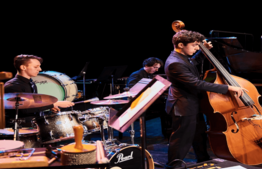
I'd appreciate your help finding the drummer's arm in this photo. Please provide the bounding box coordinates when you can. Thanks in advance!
[52,101,75,113]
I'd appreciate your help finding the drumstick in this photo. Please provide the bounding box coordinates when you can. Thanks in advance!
[74,97,99,104]
[96,141,101,163]
[48,157,57,165]
[97,141,108,163]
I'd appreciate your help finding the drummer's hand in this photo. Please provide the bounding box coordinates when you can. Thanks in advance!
[202,40,213,50]
[228,85,249,97]
[51,107,60,113]
[53,101,75,108]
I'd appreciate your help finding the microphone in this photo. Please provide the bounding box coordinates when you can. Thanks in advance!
[74,97,99,104]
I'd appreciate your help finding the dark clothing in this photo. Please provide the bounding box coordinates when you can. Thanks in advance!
[164,50,228,164]
[126,68,153,88]
[165,51,228,116]
[4,75,53,127]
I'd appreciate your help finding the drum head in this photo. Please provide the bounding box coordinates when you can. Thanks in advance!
[32,71,78,101]
[0,140,24,151]
[32,72,65,101]
[109,146,153,169]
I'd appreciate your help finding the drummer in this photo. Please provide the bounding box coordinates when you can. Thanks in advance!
[126,57,163,88]
[4,54,75,127]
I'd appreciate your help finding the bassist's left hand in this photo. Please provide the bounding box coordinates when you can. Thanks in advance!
[202,40,213,50]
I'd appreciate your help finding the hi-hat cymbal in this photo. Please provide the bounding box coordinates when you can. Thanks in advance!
[4,93,58,109]
[90,100,128,105]
[104,91,138,99]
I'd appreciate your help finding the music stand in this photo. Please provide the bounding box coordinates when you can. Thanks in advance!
[97,65,127,95]
[108,75,171,169]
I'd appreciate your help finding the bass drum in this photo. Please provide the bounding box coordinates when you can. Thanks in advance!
[31,71,78,101]
[108,146,154,169]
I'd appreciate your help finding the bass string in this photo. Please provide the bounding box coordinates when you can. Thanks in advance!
[199,43,255,106]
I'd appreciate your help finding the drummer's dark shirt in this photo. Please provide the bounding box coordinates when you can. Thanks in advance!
[126,68,153,88]
[4,75,53,127]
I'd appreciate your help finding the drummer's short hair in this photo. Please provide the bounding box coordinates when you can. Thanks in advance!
[14,54,43,72]
[172,30,205,48]
[143,57,163,67]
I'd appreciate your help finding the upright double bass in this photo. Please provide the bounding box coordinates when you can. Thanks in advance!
[172,20,262,165]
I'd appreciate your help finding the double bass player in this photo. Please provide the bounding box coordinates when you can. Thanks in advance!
[164,29,246,167]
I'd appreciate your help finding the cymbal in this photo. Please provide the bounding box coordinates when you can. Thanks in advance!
[4,93,58,109]
[90,100,128,105]
[104,91,138,99]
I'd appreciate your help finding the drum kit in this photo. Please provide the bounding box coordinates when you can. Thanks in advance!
[0,71,155,168]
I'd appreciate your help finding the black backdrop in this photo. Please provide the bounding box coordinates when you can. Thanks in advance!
[1,3,262,81]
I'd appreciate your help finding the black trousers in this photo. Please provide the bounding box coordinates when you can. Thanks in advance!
[167,112,210,164]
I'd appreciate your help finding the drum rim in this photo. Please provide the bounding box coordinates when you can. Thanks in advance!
[36,110,82,118]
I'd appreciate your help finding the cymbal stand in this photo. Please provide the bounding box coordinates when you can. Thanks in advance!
[125,87,135,145]
[96,115,106,144]
[129,123,135,145]
[13,95,21,141]
[105,107,117,148]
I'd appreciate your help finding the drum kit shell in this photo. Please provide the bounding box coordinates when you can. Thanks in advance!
[1,71,155,168]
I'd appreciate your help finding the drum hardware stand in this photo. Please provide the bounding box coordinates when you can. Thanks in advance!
[104,107,118,149]
[125,87,136,145]
[128,123,135,145]
[97,115,106,144]
[13,94,22,141]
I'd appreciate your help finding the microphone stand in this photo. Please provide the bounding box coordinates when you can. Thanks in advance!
[111,75,114,95]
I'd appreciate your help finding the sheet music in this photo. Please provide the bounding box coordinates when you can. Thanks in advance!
[119,81,165,127]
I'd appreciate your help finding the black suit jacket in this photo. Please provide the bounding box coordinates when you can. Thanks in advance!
[164,51,228,116]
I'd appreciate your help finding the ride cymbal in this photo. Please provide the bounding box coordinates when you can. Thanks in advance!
[90,100,128,105]
[4,93,58,109]
[104,91,138,99]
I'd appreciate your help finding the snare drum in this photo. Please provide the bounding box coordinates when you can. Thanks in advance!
[0,128,40,148]
[108,146,154,169]
[31,71,78,101]
[35,111,85,144]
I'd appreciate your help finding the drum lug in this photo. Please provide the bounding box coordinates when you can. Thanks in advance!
[49,130,54,140]
[83,125,88,134]
[68,114,73,121]
[44,117,49,125]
